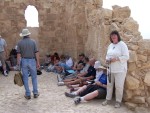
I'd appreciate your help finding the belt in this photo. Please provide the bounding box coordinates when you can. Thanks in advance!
[22,57,35,59]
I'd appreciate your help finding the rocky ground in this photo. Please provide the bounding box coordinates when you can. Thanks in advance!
[0,71,147,113]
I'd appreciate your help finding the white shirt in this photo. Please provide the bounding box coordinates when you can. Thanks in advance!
[66,57,73,67]
[106,41,129,73]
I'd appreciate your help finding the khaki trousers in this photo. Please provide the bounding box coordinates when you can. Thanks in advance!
[106,72,126,102]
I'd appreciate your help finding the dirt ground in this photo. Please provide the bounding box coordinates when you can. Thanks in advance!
[0,71,135,113]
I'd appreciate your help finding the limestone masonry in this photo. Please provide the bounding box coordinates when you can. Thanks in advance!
[0,0,150,110]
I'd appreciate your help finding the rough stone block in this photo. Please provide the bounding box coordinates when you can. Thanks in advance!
[125,102,137,111]
[128,50,137,62]
[144,72,150,86]
[132,96,145,104]
[125,75,140,90]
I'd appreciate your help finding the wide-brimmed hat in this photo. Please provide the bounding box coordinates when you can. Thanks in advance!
[99,66,107,70]
[94,61,101,69]
[20,28,31,37]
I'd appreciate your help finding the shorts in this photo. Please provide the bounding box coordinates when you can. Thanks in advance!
[96,88,106,99]
[0,52,6,66]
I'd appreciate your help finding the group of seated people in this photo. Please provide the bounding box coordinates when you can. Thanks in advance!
[44,52,107,105]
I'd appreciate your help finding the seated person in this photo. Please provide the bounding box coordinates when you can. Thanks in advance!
[67,60,103,91]
[63,57,90,81]
[55,55,73,74]
[9,47,17,67]
[57,58,96,86]
[44,53,51,66]
[64,65,107,105]
[46,57,60,72]
[73,53,85,71]
[65,55,73,68]
[63,63,85,80]
[50,52,60,65]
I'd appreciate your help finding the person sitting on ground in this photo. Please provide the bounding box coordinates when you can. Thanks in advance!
[63,63,85,80]
[50,52,60,65]
[63,56,90,81]
[67,60,103,92]
[44,53,51,67]
[57,58,96,86]
[46,55,60,73]
[9,46,17,67]
[73,53,85,71]
[65,55,73,69]
[65,65,107,105]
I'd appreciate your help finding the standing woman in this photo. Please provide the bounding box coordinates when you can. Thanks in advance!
[102,30,129,108]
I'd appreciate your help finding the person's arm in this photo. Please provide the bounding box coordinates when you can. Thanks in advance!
[77,72,87,77]
[3,40,7,58]
[35,52,40,69]
[95,81,107,88]
[16,43,21,66]
[118,42,129,62]
[4,46,7,58]
[17,53,21,66]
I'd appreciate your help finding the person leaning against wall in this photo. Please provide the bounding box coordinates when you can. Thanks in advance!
[17,28,40,100]
[0,35,8,76]
[102,30,129,108]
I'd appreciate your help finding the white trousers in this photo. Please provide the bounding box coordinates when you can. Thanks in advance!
[106,72,126,102]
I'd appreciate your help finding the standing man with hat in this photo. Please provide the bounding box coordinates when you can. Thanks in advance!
[17,28,40,100]
[0,35,8,76]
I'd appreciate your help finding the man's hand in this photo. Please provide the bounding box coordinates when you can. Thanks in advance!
[36,62,40,69]
[95,81,103,86]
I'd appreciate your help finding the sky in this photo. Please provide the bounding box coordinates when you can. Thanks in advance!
[103,0,150,39]
[25,1,150,39]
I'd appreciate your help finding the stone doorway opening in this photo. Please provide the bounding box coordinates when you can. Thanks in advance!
[24,5,39,44]
[25,5,39,27]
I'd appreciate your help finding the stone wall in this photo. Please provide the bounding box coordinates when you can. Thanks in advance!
[84,0,150,110]
[0,0,87,59]
[0,0,150,110]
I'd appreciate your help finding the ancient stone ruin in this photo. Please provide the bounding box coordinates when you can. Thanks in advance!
[0,0,150,110]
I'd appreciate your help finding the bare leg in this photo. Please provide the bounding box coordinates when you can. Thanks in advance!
[82,90,99,101]
[75,85,87,95]
[64,79,81,85]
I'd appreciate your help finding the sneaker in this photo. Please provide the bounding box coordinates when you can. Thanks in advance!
[4,71,8,76]
[74,97,81,105]
[57,82,64,86]
[65,92,76,98]
[102,100,110,106]
[34,94,39,98]
[24,95,31,100]
[114,102,121,108]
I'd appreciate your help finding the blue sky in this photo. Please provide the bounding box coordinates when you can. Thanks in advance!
[25,1,150,39]
[103,0,150,39]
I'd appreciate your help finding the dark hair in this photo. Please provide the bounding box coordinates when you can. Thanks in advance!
[54,52,59,56]
[109,30,121,43]
[84,56,89,62]
[79,53,85,57]
[23,36,29,38]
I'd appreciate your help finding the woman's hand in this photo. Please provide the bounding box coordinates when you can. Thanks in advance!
[110,57,119,62]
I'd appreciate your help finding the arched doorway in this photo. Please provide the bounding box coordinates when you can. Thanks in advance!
[24,5,39,44]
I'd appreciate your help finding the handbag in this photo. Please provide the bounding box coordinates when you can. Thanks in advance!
[14,71,24,87]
